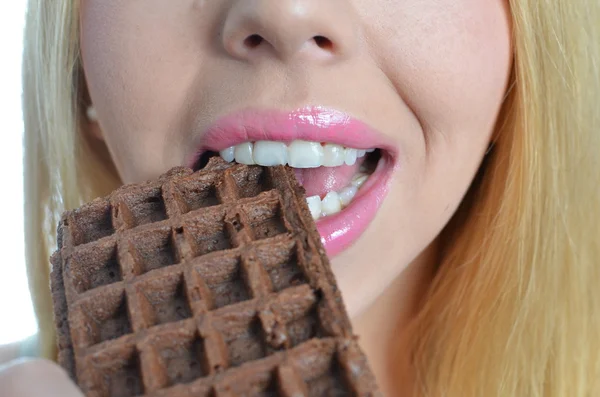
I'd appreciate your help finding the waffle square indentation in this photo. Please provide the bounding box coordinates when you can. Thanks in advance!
[73,288,132,348]
[119,187,167,227]
[128,227,178,274]
[135,272,192,327]
[68,240,121,293]
[231,167,273,198]
[306,359,352,396]
[254,241,307,292]
[286,306,320,348]
[84,344,144,397]
[70,199,114,246]
[244,200,288,241]
[258,286,321,351]
[172,177,220,214]
[184,213,234,257]
[193,256,250,309]
[147,328,208,388]
[220,317,267,368]
[296,344,352,397]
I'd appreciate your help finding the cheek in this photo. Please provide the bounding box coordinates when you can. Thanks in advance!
[363,1,512,244]
[366,0,512,138]
[374,0,511,178]
[80,1,204,182]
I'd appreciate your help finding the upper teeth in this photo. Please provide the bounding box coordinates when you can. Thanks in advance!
[219,140,374,168]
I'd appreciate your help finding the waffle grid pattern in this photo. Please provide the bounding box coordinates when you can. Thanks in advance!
[51,159,379,397]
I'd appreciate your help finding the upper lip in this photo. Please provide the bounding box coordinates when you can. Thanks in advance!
[186,106,398,168]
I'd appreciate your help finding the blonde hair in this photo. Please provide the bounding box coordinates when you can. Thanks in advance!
[22,1,599,395]
[22,1,120,359]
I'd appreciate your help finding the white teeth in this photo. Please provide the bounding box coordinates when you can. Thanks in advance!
[302,170,371,221]
[288,140,324,168]
[253,141,288,166]
[218,140,377,168]
[234,142,254,165]
[344,148,358,166]
[321,191,342,216]
[219,146,235,162]
[218,141,376,220]
[352,173,369,188]
[338,186,358,206]
[306,195,322,220]
[322,144,345,167]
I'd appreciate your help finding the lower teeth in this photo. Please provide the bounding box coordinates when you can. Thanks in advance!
[305,171,370,220]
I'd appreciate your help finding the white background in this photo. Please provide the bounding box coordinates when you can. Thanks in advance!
[0,1,38,345]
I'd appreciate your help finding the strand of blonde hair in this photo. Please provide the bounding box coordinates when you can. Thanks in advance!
[407,1,600,395]
[22,1,120,359]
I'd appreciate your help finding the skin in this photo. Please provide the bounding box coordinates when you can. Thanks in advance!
[0,359,84,397]
[2,0,512,395]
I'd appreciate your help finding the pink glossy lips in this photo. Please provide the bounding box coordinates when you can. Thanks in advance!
[189,106,397,257]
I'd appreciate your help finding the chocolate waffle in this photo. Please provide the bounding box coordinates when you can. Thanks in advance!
[50,157,380,397]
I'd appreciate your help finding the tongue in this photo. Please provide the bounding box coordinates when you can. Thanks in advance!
[293,160,363,197]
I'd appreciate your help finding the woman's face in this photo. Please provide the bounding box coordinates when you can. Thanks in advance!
[80,0,512,317]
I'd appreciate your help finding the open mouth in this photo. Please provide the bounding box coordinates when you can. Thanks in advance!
[195,142,381,219]
[188,107,397,257]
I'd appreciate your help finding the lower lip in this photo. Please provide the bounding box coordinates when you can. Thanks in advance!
[315,154,395,257]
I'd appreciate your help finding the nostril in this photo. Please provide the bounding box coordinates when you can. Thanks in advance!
[313,35,333,51]
[244,34,264,49]
[236,33,336,58]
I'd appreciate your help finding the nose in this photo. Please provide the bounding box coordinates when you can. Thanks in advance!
[221,0,358,63]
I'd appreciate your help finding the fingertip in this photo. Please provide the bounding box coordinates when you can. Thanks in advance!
[0,358,84,396]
